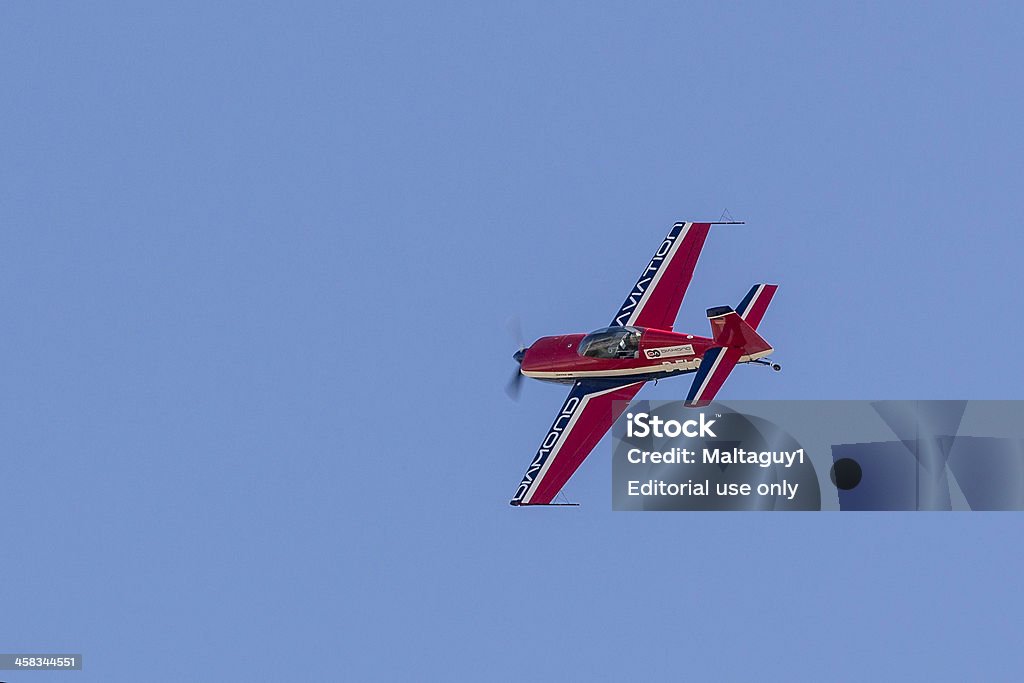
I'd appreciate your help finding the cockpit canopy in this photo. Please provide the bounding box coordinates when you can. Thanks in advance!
[577,326,642,359]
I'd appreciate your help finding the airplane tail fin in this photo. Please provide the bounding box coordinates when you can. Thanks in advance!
[684,286,778,407]
[706,306,773,357]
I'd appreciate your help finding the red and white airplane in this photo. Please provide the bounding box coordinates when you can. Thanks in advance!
[508,221,780,506]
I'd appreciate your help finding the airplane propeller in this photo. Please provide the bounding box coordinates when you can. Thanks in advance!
[506,315,525,350]
[506,363,524,400]
[506,316,528,400]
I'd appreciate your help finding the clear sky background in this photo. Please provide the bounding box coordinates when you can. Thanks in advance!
[2,2,1023,681]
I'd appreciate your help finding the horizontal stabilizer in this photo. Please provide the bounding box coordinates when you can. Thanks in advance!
[685,346,742,407]
[736,284,778,329]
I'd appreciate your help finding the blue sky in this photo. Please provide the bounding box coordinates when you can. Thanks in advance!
[2,2,1023,680]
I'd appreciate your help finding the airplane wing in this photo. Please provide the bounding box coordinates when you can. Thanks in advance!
[511,379,645,505]
[684,346,743,407]
[610,222,711,330]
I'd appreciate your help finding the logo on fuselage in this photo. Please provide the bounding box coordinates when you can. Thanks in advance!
[645,344,694,359]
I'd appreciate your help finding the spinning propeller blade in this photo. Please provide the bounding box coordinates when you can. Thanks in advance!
[506,369,524,400]
[505,316,528,401]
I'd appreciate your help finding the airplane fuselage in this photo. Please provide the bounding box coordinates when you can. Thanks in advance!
[520,327,771,385]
